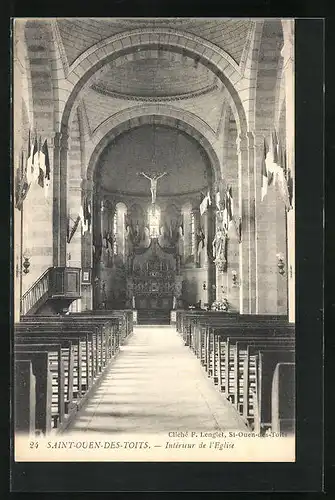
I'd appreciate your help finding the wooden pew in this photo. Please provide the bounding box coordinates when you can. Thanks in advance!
[15,350,53,434]
[180,314,295,435]
[196,323,294,377]
[15,327,114,396]
[180,310,290,347]
[271,362,295,434]
[15,337,77,412]
[20,316,122,358]
[15,343,67,430]
[15,360,36,435]
[66,310,133,343]
[14,314,124,434]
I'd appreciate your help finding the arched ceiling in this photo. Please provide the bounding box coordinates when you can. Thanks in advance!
[98,125,211,196]
[56,18,253,68]
[91,51,219,99]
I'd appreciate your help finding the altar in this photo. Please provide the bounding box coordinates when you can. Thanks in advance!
[127,238,181,314]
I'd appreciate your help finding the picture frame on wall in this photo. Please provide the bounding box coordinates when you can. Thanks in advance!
[82,268,92,284]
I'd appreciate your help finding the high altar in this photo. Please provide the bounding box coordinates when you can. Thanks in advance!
[127,237,183,311]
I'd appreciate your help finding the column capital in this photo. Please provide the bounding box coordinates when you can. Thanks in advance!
[246,131,256,148]
[236,133,248,153]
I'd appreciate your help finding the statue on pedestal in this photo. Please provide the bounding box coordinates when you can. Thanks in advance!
[212,228,227,271]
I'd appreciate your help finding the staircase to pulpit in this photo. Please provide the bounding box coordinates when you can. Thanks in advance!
[127,238,182,325]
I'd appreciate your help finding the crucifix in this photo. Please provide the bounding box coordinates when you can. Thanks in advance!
[140,172,167,204]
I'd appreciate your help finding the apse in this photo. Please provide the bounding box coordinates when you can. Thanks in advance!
[97,125,211,197]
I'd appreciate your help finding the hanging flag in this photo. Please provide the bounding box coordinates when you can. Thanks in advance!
[81,196,92,233]
[226,186,234,225]
[264,130,277,182]
[31,135,39,183]
[271,130,279,166]
[276,143,291,210]
[207,191,212,206]
[38,137,46,188]
[67,214,81,243]
[200,191,211,215]
[261,137,269,201]
[43,139,51,198]
[237,217,242,243]
[287,168,294,208]
[86,198,92,231]
[15,151,29,210]
[200,194,208,216]
[26,130,33,186]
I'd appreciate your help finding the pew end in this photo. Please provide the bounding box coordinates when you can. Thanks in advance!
[15,360,36,436]
[272,362,295,435]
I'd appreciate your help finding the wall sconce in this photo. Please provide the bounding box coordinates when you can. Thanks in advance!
[22,256,30,275]
[276,253,285,275]
[203,282,207,290]
[232,270,239,287]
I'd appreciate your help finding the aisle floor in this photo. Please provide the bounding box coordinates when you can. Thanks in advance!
[66,325,247,435]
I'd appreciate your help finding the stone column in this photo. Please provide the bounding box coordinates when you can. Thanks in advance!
[281,23,295,322]
[52,132,61,267]
[237,132,257,314]
[81,179,93,311]
[192,207,201,266]
[206,203,216,306]
[59,132,69,267]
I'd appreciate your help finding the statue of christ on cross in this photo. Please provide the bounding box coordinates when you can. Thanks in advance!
[140,171,167,204]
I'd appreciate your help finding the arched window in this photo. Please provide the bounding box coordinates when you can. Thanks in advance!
[148,204,160,238]
[113,211,118,255]
[190,211,195,255]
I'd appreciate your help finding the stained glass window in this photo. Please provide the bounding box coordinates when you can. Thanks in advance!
[190,211,195,255]
[113,211,118,255]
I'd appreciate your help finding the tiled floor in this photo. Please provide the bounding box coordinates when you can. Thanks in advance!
[66,325,247,435]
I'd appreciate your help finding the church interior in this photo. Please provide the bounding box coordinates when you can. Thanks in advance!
[13,18,295,453]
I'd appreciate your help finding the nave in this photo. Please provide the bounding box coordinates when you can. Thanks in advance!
[66,325,246,436]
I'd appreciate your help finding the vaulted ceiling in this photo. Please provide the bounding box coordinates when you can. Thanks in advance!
[91,51,219,100]
[56,18,253,67]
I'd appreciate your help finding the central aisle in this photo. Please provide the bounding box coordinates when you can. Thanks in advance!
[67,325,247,436]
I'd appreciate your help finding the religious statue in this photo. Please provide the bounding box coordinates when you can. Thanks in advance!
[196,227,205,256]
[142,226,151,248]
[140,171,167,204]
[177,226,184,257]
[212,228,227,270]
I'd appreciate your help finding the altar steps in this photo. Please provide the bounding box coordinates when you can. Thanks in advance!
[137,309,170,325]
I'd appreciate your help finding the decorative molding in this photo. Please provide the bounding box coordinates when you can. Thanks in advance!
[101,186,208,199]
[91,103,219,140]
[90,82,220,102]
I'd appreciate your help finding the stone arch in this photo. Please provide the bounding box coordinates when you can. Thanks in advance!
[86,112,222,188]
[60,28,248,137]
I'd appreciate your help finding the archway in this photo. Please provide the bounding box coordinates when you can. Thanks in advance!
[83,119,219,312]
